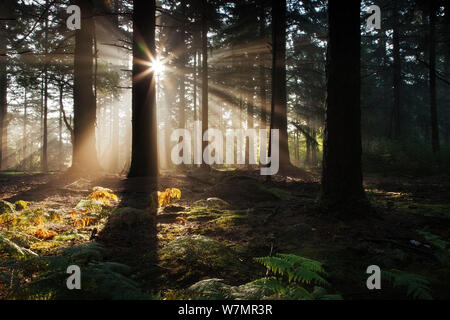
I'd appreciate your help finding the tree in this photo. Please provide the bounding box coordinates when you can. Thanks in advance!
[71,0,101,172]
[428,0,440,155]
[128,0,158,178]
[390,1,403,140]
[259,3,268,130]
[41,0,49,172]
[445,0,450,142]
[0,1,12,170]
[270,0,291,171]
[321,0,366,207]
[201,0,209,168]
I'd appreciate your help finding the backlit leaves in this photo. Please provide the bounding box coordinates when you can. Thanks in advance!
[88,187,119,206]
[150,188,182,209]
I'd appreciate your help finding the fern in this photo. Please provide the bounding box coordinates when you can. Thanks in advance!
[10,242,153,300]
[188,254,341,300]
[383,270,433,300]
[255,254,328,286]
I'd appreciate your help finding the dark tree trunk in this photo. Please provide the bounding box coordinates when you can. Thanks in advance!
[0,1,10,170]
[71,0,100,172]
[428,0,440,155]
[391,2,402,140]
[321,0,366,206]
[445,2,450,142]
[128,0,158,177]
[201,0,209,168]
[179,2,186,131]
[259,4,267,130]
[59,100,63,171]
[270,0,290,171]
[23,88,28,171]
[42,2,49,172]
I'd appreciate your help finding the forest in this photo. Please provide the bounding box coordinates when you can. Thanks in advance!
[0,0,449,302]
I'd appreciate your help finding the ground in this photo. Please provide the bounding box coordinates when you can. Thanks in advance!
[0,168,449,300]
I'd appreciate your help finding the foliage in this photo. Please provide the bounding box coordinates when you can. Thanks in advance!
[0,232,38,258]
[159,235,242,284]
[14,200,30,211]
[417,230,450,263]
[187,254,341,300]
[417,231,447,250]
[382,270,433,300]
[88,187,119,206]
[11,243,154,300]
[254,254,328,286]
[150,188,182,209]
[33,228,58,240]
[0,200,16,214]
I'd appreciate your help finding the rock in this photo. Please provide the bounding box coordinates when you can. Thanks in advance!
[206,198,230,208]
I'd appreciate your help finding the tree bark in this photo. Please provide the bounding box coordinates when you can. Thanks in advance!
[201,0,209,168]
[445,1,450,142]
[128,0,158,177]
[0,1,10,170]
[428,0,440,154]
[321,0,366,206]
[42,1,49,172]
[270,0,290,171]
[23,88,28,171]
[391,2,402,140]
[71,0,101,172]
[259,4,267,130]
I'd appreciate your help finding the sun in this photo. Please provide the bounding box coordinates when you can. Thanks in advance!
[150,57,166,75]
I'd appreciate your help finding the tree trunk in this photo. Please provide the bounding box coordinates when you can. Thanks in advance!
[201,0,209,168]
[391,2,402,140]
[445,2,450,143]
[179,2,186,131]
[42,2,49,172]
[23,88,28,171]
[321,0,366,206]
[428,0,440,155]
[0,1,9,170]
[270,0,290,171]
[259,4,267,130]
[128,0,158,177]
[71,0,101,172]
[110,101,119,172]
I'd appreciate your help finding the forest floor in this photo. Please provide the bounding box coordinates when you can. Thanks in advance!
[0,168,449,300]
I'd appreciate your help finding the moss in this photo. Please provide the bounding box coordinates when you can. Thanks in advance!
[159,235,245,286]
[0,200,15,214]
[213,213,248,227]
[14,200,30,211]
[397,202,450,218]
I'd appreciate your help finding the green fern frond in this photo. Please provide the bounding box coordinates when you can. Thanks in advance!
[255,254,328,286]
[290,268,328,286]
[383,270,433,300]
[277,254,327,274]
[254,256,292,277]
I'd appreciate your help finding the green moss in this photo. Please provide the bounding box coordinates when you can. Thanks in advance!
[0,200,15,214]
[159,235,245,285]
[14,200,30,210]
[397,202,450,218]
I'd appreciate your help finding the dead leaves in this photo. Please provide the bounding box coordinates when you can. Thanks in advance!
[150,188,182,210]
[88,187,119,206]
[34,228,58,240]
[70,186,118,229]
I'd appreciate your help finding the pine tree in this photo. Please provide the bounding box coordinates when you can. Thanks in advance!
[321,0,366,207]
[128,0,158,177]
